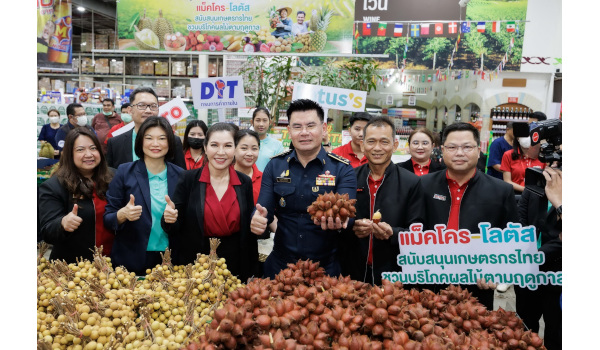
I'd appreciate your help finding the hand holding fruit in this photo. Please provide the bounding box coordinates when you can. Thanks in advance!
[117,194,143,224]
[315,214,348,231]
[352,218,373,238]
[61,204,82,232]
[251,204,269,235]
[372,221,393,240]
[476,278,498,290]
[163,195,178,224]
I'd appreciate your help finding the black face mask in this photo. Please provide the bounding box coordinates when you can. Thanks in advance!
[188,137,205,150]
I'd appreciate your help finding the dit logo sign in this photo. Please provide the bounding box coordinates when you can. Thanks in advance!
[292,83,367,112]
[191,76,246,110]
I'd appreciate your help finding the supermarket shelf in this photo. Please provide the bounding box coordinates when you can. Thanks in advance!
[38,73,79,77]
[93,49,389,58]
[491,118,529,122]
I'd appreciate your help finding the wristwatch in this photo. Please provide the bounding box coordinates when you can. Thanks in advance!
[556,205,562,217]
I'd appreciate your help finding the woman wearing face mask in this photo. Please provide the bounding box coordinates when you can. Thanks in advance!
[38,128,115,262]
[38,109,63,158]
[500,135,546,193]
[399,128,446,176]
[161,123,259,282]
[104,116,184,276]
[182,120,208,170]
[104,103,132,145]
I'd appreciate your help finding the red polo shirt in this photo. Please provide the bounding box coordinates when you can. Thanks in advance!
[411,159,431,176]
[184,149,204,170]
[332,142,368,168]
[367,174,384,265]
[445,171,474,231]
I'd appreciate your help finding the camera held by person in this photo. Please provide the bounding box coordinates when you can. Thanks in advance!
[513,118,562,197]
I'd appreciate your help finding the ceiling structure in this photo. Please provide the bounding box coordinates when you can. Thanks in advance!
[70,0,117,49]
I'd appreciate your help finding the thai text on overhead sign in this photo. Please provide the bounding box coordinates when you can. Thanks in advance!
[116,0,354,54]
[292,83,367,113]
[382,222,562,291]
[190,76,246,110]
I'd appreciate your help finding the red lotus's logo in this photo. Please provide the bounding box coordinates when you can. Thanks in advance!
[532,132,539,143]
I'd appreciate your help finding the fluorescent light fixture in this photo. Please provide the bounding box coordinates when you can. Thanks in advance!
[77,6,85,12]
[153,60,159,63]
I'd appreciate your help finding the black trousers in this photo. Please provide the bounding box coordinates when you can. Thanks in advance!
[515,285,562,350]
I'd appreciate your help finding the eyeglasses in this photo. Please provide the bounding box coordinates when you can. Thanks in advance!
[133,103,159,111]
[290,122,320,132]
[443,144,478,153]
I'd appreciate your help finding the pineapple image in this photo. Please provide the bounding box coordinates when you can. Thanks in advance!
[309,6,334,52]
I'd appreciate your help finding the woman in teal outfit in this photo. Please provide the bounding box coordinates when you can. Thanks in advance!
[104,116,184,275]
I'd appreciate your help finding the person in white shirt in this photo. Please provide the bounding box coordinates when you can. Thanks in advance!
[292,11,310,36]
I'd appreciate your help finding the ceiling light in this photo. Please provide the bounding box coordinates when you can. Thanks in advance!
[77,6,85,12]
[153,60,158,63]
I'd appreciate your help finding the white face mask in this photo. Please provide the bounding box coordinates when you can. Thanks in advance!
[518,137,531,149]
[49,117,59,124]
[76,116,88,126]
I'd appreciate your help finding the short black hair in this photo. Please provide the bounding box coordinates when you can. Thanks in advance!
[236,129,261,148]
[286,99,325,123]
[205,122,239,146]
[531,111,547,121]
[130,87,158,105]
[182,119,208,151]
[363,116,395,139]
[66,103,83,117]
[506,121,514,130]
[349,112,372,127]
[121,103,131,110]
[297,10,306,16]
[442,122,480,145]
[134,116,175,161]
[252,107,271,122]
[103,98,115,106]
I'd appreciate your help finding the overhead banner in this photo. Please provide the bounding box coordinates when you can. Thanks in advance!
[292,83,367,112]
[190,76,246,110]
[355,0,529,71]
[37,0,73,70]
[355,0,466,38]
[117,0,354,54]
[383,222,562,291]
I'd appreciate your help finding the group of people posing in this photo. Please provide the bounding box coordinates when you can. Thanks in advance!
[38,88,561,349]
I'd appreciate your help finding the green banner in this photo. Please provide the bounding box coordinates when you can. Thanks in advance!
[117,0,354,54]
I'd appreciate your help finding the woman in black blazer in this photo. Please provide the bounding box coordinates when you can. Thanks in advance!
[162,123,259,282]
[398,127,445,176]
[104,116,184,276]
[39,127,114,262]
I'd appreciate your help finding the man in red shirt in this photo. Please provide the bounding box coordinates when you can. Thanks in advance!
[342,117,424,285]
[332,112,372,167]
[104,103,132,145]
[91,98,123,154]
[420,122,518,309]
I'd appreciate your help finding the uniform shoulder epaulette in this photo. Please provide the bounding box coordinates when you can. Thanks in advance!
[327,152,350,165]
[270,149,293,159]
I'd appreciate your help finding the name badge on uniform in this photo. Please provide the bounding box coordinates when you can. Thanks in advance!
[279,197,286,207]
[277,170,291,183]
[312,186,319,192]
[316,170,336,186]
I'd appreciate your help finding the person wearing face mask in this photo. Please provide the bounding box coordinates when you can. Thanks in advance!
[38,109,63,159]
[182,120,208,170]
[55,103,96,154]
[92,98,123,154]
[500,133,546,193]
[104,103,132,145]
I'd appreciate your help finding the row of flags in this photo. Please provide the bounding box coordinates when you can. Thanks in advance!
[359,20,519,37]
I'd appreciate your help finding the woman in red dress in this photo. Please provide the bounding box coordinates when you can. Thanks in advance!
[161,123,259,281]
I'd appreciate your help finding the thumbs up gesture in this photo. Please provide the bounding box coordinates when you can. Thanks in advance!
[163,195,178,224]
[61,204,83,232]
[117,194,143,224]
[250,203,269,235]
